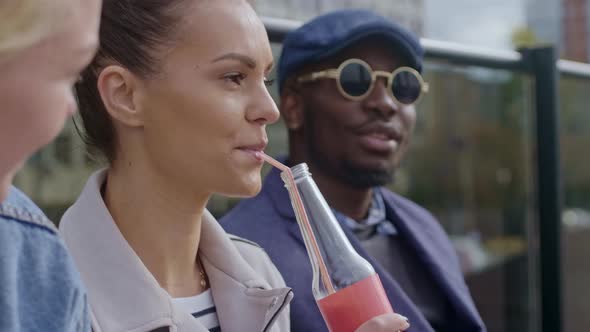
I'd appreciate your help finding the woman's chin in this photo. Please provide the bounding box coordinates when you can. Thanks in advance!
[219,176,262,198]
[237,180,262,198]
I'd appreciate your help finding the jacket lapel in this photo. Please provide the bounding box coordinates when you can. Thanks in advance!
[200,211,293,332]
[337,218,435,332]
[381,189,482,329]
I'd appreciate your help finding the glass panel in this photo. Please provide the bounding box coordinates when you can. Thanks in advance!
[559,77,590,332]
[400,62,538,332]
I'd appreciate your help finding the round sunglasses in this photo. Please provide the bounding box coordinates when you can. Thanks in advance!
[297,58,429,105]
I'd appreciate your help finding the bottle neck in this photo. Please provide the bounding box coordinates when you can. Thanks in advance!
[290,163,311,182]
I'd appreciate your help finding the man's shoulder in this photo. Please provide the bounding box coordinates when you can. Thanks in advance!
[379,187,437,220]
[223,194,270,218]
[0,186,57,233]
[378,187,455,241]
[220,180,295,259]
[220,180,282,226]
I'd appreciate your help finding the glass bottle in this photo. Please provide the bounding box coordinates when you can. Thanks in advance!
[281,163,394,332]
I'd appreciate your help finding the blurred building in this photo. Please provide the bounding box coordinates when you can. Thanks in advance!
[526,0,562,47]
[527,0,590,62]
[563,0,589,60]
[251,0,424,35]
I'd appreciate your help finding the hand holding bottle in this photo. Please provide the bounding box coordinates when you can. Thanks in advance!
[354,313,410,332]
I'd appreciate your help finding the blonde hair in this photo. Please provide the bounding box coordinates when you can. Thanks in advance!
[0,1,68,62]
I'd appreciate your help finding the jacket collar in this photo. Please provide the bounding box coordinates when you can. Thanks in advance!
[60,169,290,332]
[0,186,57,232]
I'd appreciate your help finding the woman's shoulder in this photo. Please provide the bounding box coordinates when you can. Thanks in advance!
[226,233,287,289]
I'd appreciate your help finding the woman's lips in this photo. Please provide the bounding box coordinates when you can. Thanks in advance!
[237,149,264,161]
[236,143,267,162]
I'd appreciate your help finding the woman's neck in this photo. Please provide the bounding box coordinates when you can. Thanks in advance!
[0,162,18,202]
[104,160,210,297]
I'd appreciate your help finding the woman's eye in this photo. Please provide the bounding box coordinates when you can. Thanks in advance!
[264,78,275,87]
[224,73,246,85]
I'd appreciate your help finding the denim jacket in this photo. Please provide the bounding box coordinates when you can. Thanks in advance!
[0,186,91,332]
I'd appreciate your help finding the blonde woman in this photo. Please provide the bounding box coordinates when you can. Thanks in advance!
[0,1,101,331]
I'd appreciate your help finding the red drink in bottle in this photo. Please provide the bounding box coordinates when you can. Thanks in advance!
[317,274,393,332]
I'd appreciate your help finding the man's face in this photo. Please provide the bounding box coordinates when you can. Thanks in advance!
[298,38,417,188]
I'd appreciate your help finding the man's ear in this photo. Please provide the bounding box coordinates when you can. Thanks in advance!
[280,82,305,130]
[97,65,144,128]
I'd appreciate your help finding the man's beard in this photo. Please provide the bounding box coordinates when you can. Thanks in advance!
[309,144,394,188]
[304,110,394,188]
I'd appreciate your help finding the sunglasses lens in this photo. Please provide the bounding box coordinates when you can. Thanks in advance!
[339,62,372,98]
[392,70,422,104]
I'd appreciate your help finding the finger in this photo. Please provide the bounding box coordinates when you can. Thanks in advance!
[354,313,411,332]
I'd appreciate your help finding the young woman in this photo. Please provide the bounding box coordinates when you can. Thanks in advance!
[0,0,101,331]
[60,1,410,331]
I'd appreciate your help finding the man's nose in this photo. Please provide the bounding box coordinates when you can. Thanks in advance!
[363,77,399,118]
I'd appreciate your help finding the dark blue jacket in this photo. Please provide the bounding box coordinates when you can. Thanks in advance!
[221,167,485,332]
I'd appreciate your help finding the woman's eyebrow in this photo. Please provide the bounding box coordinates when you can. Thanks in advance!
[211,52,256,69]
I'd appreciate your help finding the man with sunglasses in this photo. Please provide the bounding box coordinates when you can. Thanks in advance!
[221,9,485,332]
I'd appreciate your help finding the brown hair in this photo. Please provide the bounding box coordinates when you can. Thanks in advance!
[75,0,188,162]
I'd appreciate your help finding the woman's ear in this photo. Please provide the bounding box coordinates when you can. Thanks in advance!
[279,82,305,131]
[97,65,144,128]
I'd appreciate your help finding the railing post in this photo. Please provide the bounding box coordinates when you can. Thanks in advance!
[520,46,562,332]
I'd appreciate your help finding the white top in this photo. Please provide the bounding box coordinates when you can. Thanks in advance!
[173,290,220,332]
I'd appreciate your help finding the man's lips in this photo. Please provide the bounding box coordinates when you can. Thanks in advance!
[355,123,403,154]
[356,122,403,141]
[358,134,399,154]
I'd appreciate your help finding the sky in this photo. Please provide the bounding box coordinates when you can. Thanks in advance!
[424,0,527,50]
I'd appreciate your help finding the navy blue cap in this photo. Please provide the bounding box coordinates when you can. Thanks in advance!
[277,9,424,92]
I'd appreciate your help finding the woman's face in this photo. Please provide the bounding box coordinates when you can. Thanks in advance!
[0,0,101,200]
[136,0,279,197]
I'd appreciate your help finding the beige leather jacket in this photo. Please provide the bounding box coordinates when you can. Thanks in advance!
[59,170,293,332]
